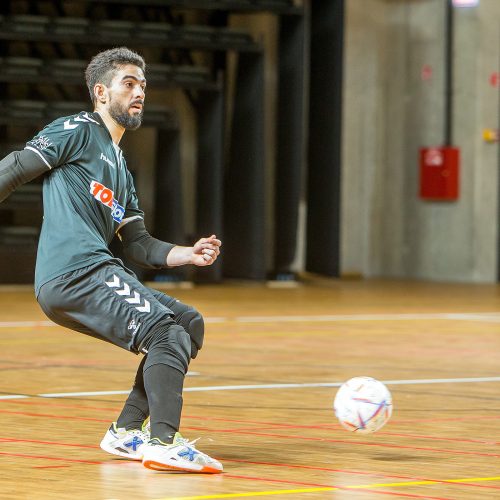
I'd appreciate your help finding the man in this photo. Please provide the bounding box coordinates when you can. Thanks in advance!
[0,47,223,473]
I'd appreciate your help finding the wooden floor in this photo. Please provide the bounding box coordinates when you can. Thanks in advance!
[1,278,500,499]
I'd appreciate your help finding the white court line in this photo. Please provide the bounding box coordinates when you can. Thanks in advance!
[4,312,500,328]
[1,376,499,400]
[232,313,500,323]
[0,321,56,328]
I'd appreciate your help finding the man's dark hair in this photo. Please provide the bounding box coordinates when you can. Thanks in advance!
[85,47,146,105]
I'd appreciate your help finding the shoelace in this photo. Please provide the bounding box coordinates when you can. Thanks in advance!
[129,429,149,443]
[177,436,200,448]
[176,437,216,463]
[176,436,212,458]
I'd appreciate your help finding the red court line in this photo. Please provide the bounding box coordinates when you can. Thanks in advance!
[184,426,500,458]
[32,465,70,469]
[3,398,500,425]
[393,415,500,424]
[184,413,500,425]
[0,437,99,449]
[0,450,102,464]
[0,448,450,500]
[0,408,109,423]
[223,458,500,492]
[0,450,135,467]
[2,407,499,459]
[0,399,121,412]
[373,430,499,446]
[0,436,485,498]
[3,435,498,494]
[183,414,500,446]
[4,402,495,447]
[210,424,499,446]
[4,402,489,447]
[223,473,330,488]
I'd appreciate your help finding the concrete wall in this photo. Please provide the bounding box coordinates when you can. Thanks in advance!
[342,0,500,282]
[121,1,500,284]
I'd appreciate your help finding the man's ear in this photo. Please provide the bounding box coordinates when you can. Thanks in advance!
[94,83,107,104]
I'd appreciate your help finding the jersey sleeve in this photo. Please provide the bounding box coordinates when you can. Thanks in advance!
[124,169,144,220]
[24,116,88,169]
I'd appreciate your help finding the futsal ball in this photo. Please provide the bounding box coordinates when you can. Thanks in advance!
[333,376,392,434]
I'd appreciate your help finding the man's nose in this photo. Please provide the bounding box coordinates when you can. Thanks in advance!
[135,86,145,99]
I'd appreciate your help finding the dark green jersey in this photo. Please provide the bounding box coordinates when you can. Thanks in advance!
[25,111,144,295]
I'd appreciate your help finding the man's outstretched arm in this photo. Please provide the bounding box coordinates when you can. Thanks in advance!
[0,149,51,202]
[118,217,221,269]
[166,234,221,267]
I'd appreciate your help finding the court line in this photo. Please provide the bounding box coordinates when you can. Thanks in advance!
[3,433,499,495]
[0,321,55,328]
[4,312,500,329]
[221,474,449,500]
[2,434,499,496]
[32,465,70,469]
[6,429,499,494]
[186,426,500,459]
[165,475,500,500]
[181,415,500,446]
[1,400,498,448]
[6,402,497,460]
[167,487,335,499]
[1,398,499,430]
[3,405,498,460]
[0,408,109,423]
[0,450,102,464]
[3,434,500,492]
[222,459,500,491]
[232,312,500,323]
[1,375,500,400]
[169,491,450,500]
[0,436,100,449]
[5,398,495,441]
[0,442,451,500]
[3,434,500,493]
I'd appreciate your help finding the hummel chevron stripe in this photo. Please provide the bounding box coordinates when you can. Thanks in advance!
[105,275,121,288]
[105,275,150,314]
[136,300,151,313]
[125,291,141,305]
[116,283,131,296]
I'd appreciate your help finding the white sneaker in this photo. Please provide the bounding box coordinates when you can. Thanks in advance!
[142,433,223,473]
[100,422,149,460]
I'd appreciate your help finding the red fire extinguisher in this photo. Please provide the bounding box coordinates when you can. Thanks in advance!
[419,146,459,201]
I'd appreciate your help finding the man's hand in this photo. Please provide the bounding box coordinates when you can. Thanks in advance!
[191,234,221,266]
[166,235,221,267]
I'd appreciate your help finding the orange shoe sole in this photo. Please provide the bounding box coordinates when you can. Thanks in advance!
[143,459,222,474]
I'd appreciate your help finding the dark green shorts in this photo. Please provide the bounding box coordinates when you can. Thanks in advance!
[38,260,190,354]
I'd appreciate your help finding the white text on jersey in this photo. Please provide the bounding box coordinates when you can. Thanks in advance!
[100,153,115,168]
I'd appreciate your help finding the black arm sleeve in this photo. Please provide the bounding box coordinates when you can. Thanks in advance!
[118,218,175,269]
[0,149,50,203]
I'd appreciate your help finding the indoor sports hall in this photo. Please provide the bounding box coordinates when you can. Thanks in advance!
[1,1,499,499]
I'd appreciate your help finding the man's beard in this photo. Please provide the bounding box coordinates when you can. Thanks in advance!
[109,97,143,130]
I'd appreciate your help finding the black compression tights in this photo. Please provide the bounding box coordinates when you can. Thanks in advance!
[117,361,184,444]
[116,323,190,444]
[116,355,149,431]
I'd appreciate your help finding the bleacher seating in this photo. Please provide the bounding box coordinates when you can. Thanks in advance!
[0,57,216,90]
[0,0,305,283]
[0,15,259,52]
[81,0,298,13]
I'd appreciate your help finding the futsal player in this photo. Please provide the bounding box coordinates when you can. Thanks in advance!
[0,47,223,473]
